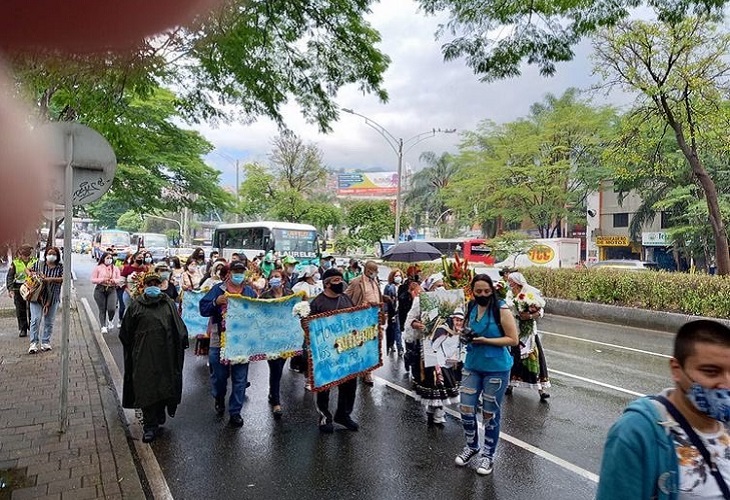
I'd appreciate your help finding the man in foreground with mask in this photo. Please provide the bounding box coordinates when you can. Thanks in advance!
[310,268,357,433]
[597,320,730,499]
[119,273,189,443]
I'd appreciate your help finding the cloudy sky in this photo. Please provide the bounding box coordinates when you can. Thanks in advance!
[199,0,628,188]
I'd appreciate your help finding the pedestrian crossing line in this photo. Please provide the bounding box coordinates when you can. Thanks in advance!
[549,369,646,398]
[540,330,671,359]
[374,375,600,484]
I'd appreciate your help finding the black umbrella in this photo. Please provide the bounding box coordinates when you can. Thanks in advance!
[381,241,443,262]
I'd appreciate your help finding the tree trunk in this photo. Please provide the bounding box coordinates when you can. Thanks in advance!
[672,134,730,274]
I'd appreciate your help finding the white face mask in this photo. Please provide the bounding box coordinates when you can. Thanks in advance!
[394,276,402,284]
[46,254,57,263]
[104,258,113,265]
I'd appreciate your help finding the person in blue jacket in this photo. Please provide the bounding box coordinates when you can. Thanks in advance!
[597,320,730,499]
[199,260,257,428]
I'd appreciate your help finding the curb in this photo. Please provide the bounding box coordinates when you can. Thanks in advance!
[74,296,148,499]
[546,298,730,333]
[78,297,174,500]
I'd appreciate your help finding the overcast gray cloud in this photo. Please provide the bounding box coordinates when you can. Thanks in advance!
[198,0,623,187]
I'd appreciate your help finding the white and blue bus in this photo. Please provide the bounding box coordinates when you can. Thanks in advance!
[212,222,320,266]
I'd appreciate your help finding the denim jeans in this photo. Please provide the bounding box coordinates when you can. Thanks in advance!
[267,358,286,406]
[29,300,59,344]
[385,318,403,352]
[459,368,511,459]
[116,287,126,320]
[209,347,249,416]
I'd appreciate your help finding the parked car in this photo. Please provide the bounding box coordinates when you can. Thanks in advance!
[589,260,658,271]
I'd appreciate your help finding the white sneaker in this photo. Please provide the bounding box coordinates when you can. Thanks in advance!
[101,327,108,334]
[106,320,113,330]
[41,343,52,352]
[476,456,494,475]
[28,342,39,354]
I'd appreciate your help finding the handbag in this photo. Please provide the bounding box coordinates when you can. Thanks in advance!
[653,395,730,499]
[19,275,44,302]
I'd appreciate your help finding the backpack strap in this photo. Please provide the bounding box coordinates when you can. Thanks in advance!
[652,395,730,499]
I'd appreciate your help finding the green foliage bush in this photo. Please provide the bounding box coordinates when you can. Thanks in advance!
[522,268,730,318]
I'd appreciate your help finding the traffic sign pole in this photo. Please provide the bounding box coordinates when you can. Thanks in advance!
[59,133,73,432]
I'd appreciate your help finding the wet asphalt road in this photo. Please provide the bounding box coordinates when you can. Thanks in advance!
[72,256,675,500]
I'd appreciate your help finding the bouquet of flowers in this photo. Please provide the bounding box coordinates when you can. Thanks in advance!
[494,280,509,301]
[513,290,546,338]
[292,300,311,319]
[442,254,474,300]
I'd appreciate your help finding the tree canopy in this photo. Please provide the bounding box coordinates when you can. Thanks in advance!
[416,0,727,81]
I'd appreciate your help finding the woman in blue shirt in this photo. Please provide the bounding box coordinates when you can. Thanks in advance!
[455,274,518,476]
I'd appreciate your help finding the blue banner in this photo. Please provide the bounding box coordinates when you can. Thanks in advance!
[181,290,208,338]
[303,305,382,391]
[223,294,306,364]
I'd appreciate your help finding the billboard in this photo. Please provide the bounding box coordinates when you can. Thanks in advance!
[337,172,398,197]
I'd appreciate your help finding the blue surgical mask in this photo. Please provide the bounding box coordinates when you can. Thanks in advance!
[144,257,153,264]
[684,371,730,423]
[159,272,171,281]
[230,274,245,285]
[322,261,332,270]
[144,286,161,297]
[269,277,282,289]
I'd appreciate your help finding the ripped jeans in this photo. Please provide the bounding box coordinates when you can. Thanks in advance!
[459,368,510,459]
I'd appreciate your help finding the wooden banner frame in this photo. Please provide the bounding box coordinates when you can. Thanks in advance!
[301,303,384,392]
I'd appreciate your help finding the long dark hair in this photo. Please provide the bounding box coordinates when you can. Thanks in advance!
[97,252,113,266]
[469,274,502,326]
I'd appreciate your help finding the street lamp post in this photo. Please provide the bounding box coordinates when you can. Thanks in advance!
[342,108,455,242]
[212,151,241,223]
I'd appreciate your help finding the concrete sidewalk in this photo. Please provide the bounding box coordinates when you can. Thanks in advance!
[0,293,145,499]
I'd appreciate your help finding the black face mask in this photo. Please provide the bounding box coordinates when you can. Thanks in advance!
[135,259,144,264]
[330,282,344,294]
[475,295,492,307]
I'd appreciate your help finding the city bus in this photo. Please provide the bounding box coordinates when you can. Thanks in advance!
[212,222,320,266]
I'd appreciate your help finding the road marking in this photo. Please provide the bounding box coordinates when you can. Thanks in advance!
[550,369,645,398]
[375,375,600,484]
[540,330,671,359]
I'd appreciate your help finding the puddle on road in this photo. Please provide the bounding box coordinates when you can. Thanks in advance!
[0,468,33,499]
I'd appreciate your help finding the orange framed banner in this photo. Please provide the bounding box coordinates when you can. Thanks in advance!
[302,304,383,392]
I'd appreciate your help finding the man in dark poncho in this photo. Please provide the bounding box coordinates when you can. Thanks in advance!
[119,272,189,443]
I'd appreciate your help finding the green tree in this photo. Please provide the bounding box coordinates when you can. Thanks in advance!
[444,89,615,237]
[116,211,144,232]
[593,17,730,274]
[489,232,533,267]
[12,0,390,132]
[237,163,278,220]
[270,132,330,194]
[87,197,131,229]
[404,151,459,234]
[415,0,724,81]
[345,200,396,249]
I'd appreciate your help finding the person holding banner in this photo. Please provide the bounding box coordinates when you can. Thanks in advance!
[455,274,519,476]
[310,268,358,433]
[345,260,383,386]
[199,260,257,428]
[259,269,294,419]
